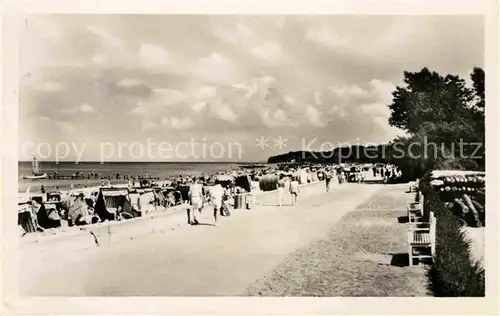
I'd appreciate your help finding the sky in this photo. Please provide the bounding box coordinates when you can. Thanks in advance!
[18,15,484,162]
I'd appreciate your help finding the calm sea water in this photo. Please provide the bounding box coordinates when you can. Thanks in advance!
[18,161,246,192]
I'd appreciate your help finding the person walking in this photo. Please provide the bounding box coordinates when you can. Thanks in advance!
[289,177,300,206]
[210,180,225,226]
[325,170,332,192]
[277,175,286,206]
[188,177,204,225]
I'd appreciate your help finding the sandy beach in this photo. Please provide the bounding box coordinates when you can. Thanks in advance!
[20,180,382,296]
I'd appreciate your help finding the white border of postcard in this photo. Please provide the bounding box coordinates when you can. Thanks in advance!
[1,0,499,314]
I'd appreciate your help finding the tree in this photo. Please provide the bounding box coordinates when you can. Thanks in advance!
[387,67,485,173]
[470,67,485,110]
[388,68,475,135]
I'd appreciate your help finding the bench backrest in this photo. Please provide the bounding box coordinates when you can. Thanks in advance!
[430,210,437,257]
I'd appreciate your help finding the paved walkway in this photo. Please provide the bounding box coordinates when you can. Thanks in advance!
[246,183,430,296]
[20,181,381,296]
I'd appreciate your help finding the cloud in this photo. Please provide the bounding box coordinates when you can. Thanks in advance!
[192,101,207,113]
[139,43,170,66]
[370,79,396,104]
[142,120,157,131]
[214,23,258,46]
[196,52,236,85]
[37,82,64,92]
[87,25,123,49]
[117,79,143,87]
[331,105,348,118]
[314,91,323,105]
[284,95,296,105]
[194,85,217,99]
[250,42,283,62]
[209,102,238,122]
[153,89,186,106]
[306,26,349,51]
[305,105,324,127]
[56,121,77,133]
[165,116,194,129]
[130,105,146,115]
[79,103,94,113]
[330,84,369,98]
[18,15,483,161]
[261,108,289,128]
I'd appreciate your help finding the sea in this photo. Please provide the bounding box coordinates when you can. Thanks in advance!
[18,161,249,193]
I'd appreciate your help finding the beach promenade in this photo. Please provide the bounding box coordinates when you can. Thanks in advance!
[20,179,428,296]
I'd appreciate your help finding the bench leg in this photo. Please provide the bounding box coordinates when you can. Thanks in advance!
[408,245,413,266]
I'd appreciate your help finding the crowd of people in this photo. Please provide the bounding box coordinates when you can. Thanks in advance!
[18,163,403,235]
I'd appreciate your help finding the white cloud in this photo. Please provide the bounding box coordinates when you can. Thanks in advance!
[306,27,349,50]
[142,120,157,131]
[273,108,287,122]
[87,25,123,49]
[260,108,289,128]
[250,42,282,62]
[37,82,64,92]
[314,91,323,105]
[130,105,146,115]
[56,121,77,133]
[360,102,390,118]
[91,54,106,65]
[168,116,193,129]
[117,79,143,87]
[330,84,369,98]
[139,43,170,66]
[192,101,207,113]
[370,79,396,104]
[195,86,217,99]
[196,52,236,84]
[305,105,324,127]
[79,103,94,113]
[373,117,405,141]
[331,105,348,118]
[153,89,186,106]
[214,23,258,46]
[284,95,296,105]
[210,102,238,122]
[232,82,259,98]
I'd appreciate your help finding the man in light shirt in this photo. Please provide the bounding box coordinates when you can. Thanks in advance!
[188,177,204,225]
[210,180,225,226]
[289,177,300,206]
[277,175,286,206]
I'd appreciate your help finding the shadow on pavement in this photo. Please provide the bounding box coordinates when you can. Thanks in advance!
[398,216,409,224]
[390,253,410,267]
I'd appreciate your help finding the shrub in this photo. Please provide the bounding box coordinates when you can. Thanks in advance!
[259,174,279,192]
[425,189,485,296]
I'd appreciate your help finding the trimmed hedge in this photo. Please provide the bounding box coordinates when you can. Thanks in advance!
[425,189,485,296]
[258,174,279,192]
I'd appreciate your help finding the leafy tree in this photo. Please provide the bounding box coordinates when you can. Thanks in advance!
[471,67,485,110]
[388,68,475,135]
[387,67,485,173]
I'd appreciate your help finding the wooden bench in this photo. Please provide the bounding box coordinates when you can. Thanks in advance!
[407,191,424,222]
[408,179,420,192]
[408,211,436,266]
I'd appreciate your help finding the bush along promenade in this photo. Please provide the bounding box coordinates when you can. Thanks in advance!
[421,173,485,297]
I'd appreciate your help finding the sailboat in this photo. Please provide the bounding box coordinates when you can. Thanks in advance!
[22,156,48,180]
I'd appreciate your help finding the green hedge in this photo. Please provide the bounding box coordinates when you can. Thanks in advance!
[425,189,485,296]
[258,174,279,192]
